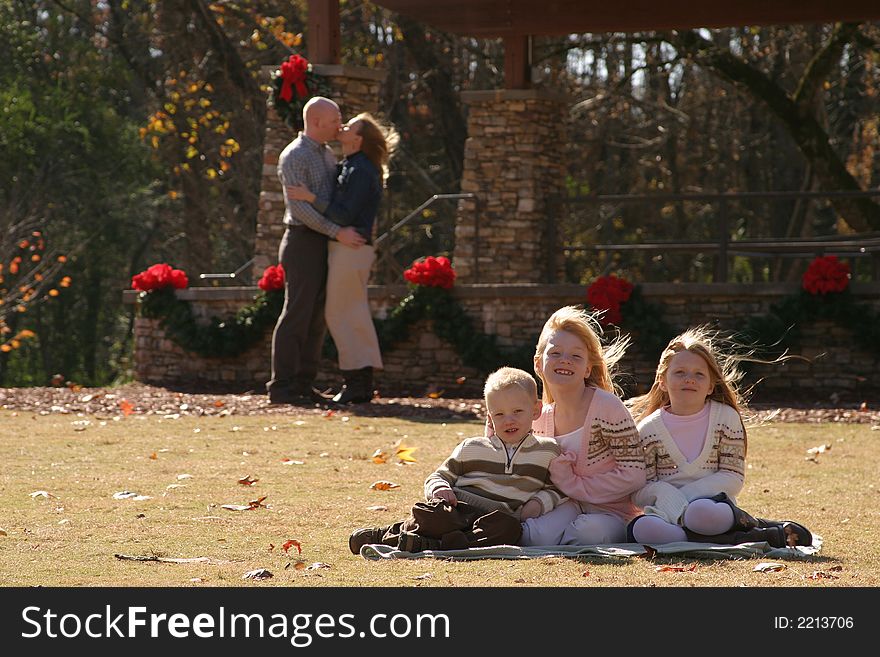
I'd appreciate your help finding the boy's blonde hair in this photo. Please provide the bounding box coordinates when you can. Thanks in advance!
[484,366,538,402]
[533,305,630,403]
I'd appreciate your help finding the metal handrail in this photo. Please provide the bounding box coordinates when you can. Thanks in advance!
[555,189,880,281]
[374,193,476,246]
[199,258,255,281]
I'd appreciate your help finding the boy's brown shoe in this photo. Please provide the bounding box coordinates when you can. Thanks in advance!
[397,531,442,553]
[349,527,387,555]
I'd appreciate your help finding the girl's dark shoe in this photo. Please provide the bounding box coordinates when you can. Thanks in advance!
[705,492,759,531]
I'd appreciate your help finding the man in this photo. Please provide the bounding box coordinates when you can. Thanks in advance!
[267,97,365,404]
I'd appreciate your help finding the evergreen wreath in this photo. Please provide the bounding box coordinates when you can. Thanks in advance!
[269,53,332,131]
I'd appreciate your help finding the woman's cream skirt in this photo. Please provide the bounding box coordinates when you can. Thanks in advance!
[325,241,383,370]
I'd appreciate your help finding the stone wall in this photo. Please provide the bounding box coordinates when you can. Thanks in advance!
[126,283,880,402]
[253,64,386,275]
[454,90,568,284]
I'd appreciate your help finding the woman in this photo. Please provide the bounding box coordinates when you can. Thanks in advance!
[286,113,398,403]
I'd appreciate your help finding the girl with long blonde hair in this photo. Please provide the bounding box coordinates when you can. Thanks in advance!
[516,305,647,546]
[626,326,813,548]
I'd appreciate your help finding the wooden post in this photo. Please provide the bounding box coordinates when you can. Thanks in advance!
[307,0,341,65]
[504,35,531,89]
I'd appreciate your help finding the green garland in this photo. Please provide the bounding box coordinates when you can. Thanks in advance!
[139,287,284,358]
[375,286,534,372]
[614,286,676,358]
[740,289,880,359]
[136,284,533,373]
[137,283,879,372]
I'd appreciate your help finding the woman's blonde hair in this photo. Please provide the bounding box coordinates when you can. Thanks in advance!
[351,112,399,181]
[533,305,630,403]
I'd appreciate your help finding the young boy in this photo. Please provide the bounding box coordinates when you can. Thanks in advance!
[349,367,564,554]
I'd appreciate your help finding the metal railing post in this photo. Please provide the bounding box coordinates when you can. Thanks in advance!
[716,199,729,282]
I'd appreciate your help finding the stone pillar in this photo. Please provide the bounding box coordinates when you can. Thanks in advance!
[253,64,386,275]
[454,89,568,283]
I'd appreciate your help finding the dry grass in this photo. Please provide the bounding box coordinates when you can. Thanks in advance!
[1,408,878,588]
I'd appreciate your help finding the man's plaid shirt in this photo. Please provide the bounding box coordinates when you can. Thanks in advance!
[277,132,340,238]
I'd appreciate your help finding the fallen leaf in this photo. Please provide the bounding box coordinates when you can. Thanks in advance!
[366,505,388,512]
[371,449,388,464]
[242,568,272,580]
[237,475,259,486]
[282,539,302,554]
[112,491,152,501]
[323,409,335,418]
[456,377,467,385]
[806,444,831,455]
[29,490,56,499]
[754,562,786,572]
[293,561,306,570]
[427,390,445,399]
[655,564,697,572]
[305,562,331,570]
[0,528,8,536]
[221,494,268,512]
[370,480,401,491]
[81,392,104,403]
[66,382,82,392]
[807,571,839,580]
[213,400,225,408]
[582,570,590,577]
[114,554,213,564]
[149,452,157,460]
[268,544,275,552]
[395,443,418,463]
[828,565,844,571]
[119,400,134,416]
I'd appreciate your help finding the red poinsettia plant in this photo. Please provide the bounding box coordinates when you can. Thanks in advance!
[587,274,634,325]
[258,264,285,292]
[802,255,850,295]
[403,256,456,290]
[270,53,332,130]
[131,263,188,292]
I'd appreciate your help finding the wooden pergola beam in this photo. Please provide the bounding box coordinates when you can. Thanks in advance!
[307,0,341,65]
[504,35,530,89]
[371,1,880,37]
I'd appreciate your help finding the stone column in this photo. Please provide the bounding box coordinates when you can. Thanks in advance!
[454,89,568,283]
[253,64,386,275]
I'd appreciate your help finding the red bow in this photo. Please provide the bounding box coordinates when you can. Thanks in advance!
[279,55,309,102]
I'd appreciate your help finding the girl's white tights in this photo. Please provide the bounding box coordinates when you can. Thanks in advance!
[520,500,627,545]
[630,498,736,544]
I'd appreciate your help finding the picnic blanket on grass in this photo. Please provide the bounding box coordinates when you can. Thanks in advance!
[360,535,822,561]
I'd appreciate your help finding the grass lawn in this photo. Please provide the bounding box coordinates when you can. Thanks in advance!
[1,408,877,587]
